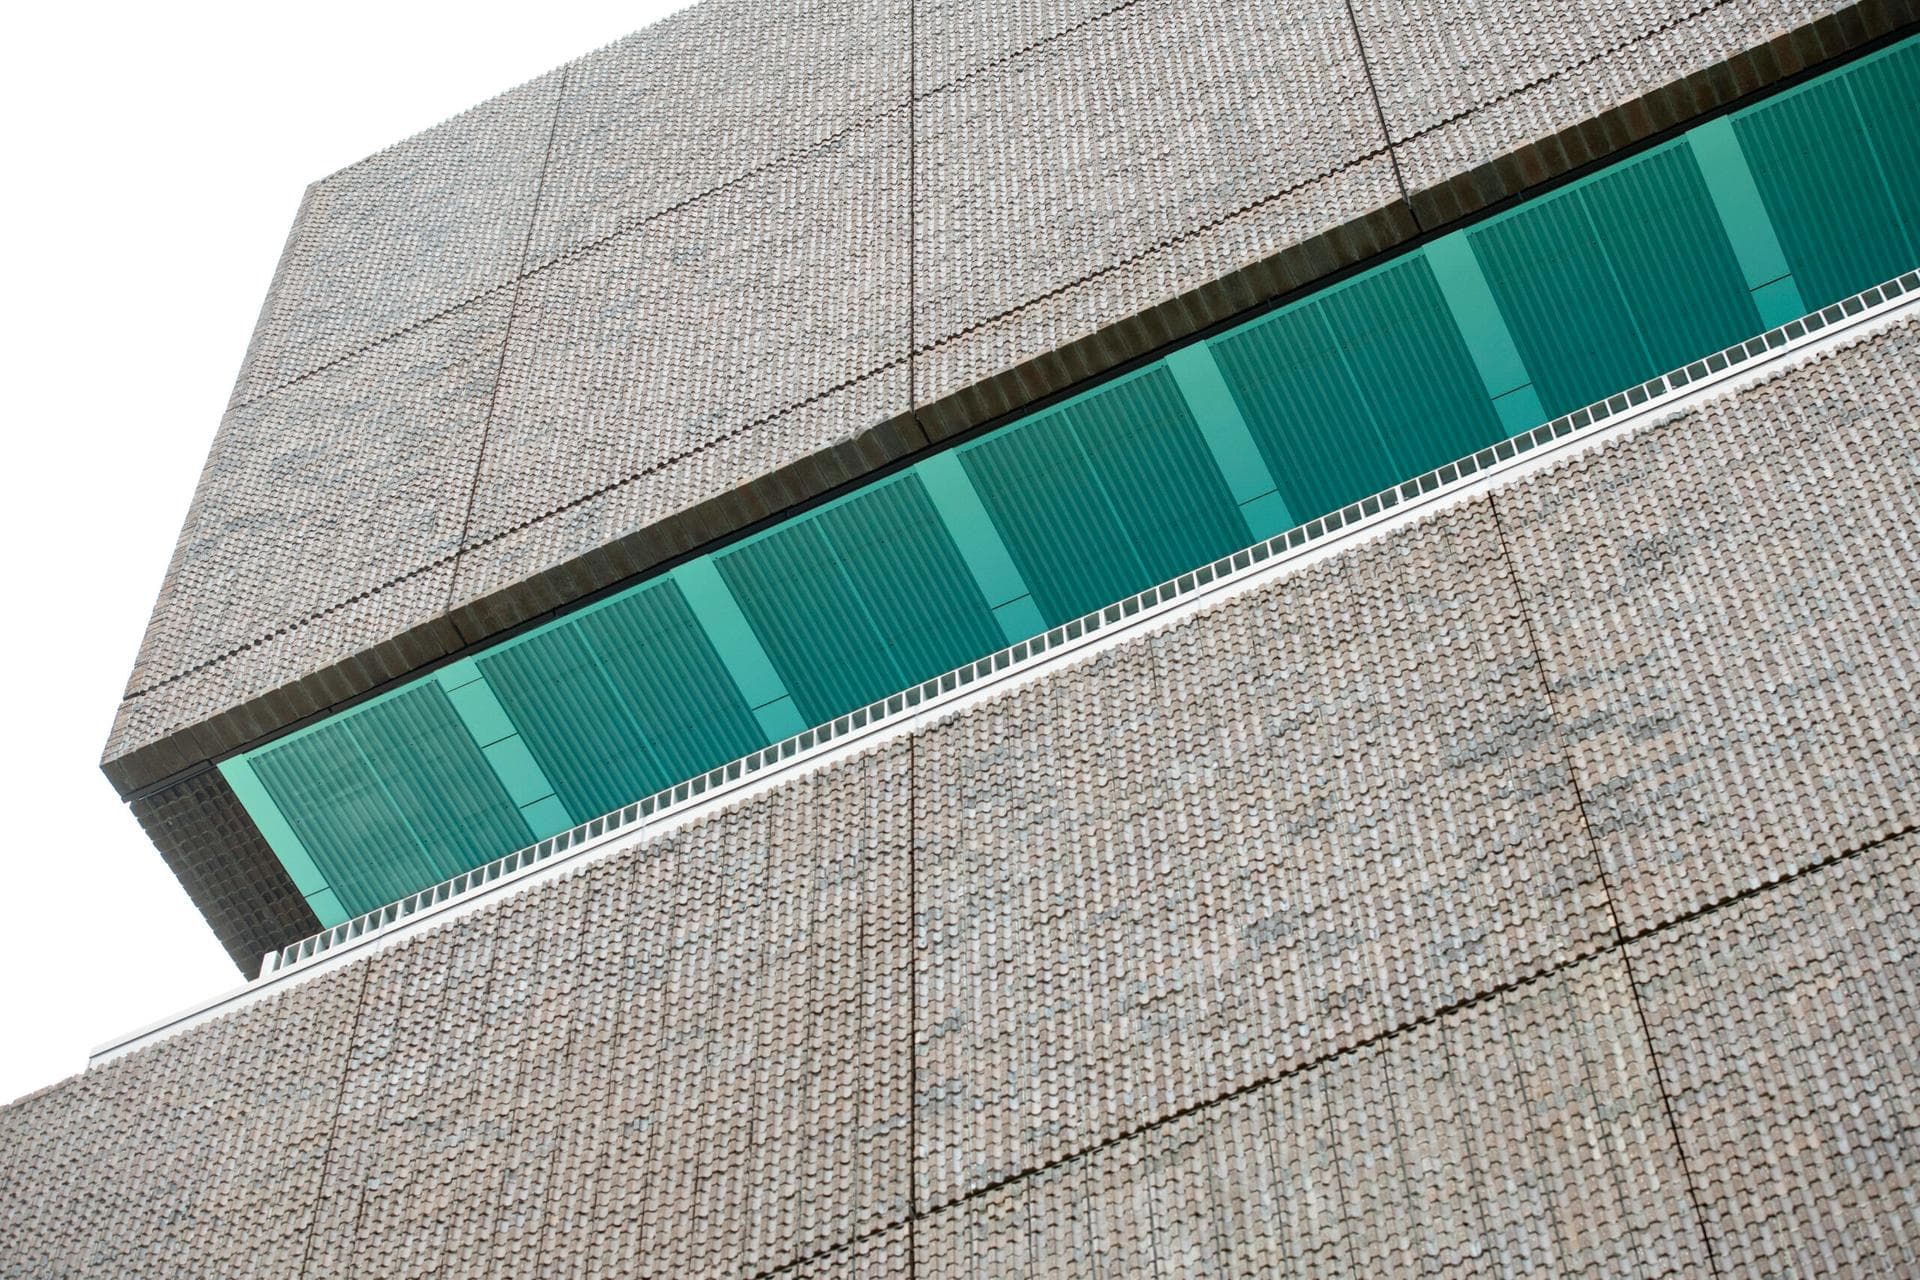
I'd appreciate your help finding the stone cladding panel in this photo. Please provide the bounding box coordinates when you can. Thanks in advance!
[460,110,909,555]
[4,743,913,1278]
[911,0,1398,409]
[528,0,908,266]
[1497,315,1920,932]
[229,71,562,405]
[1630,831,1920,1275]
[913,499,1614,1206]
[1353,0,1864,198]
[917,953,1706,1277]
[123,292,511,706]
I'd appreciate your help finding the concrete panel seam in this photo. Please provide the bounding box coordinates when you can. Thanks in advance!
[1383,0,1733,148]
[1338,0,1415,219]
[1615,824,1919,952]
[228,103,912,417]
[116,355,911,710]
[446,356,912,590]
[295,961,373,1280]
[913,0,1151,100]
[910,148,1397,362]
[885,819,1920,1250]
[1486,488,1726,1279]
[450,65,572,595]
[225,280,518,417]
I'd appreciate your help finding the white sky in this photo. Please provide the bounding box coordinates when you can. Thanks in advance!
[0,0,693,1104]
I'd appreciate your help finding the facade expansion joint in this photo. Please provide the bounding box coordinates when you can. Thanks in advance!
[229,97,918,425]
[1389,0,1736,152]
[1485,488,1727,1280]
[122,552,460,705]
[451,352,914,552]
[909,147,1400,360]
[451,62,573,603]
[228,279,521,416]
[910,0,1155,102]
[522,96,914,281]
[744,819,1920,1265]
[295,961,374,1280]
[122,357,915,711]
[1338,0,1417,225]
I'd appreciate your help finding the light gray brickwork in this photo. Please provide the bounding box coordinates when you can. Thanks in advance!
[123,292,511,704]
[229,70,563,406]
[1496,313,1920,932]
[22,312,1920,1273]
[916,952,1707,1277]
[1630,830,1920,1275]
[105,0,1906,809]
[909,0,1396,408]
[913,498,1614,1206]
[527,0,907,267]
[1352,0,1846,194]
[461,110,909,561]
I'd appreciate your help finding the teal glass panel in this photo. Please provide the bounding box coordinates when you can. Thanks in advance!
[250,722,413,916]
[1581,144,1761,374]
[1469,179,1651,417]
[1208,298,1401,520]
[718,477,1000,722]
[251,687,531,916]
[961,368,1243,624]
[479,625,665,821]
[574,587,766,784]
[350,688,533,879]
[809,477,1006,690]
[1849,41,1920,262]
[959,404,1144,625]
[1061,367,1249,588]
[1736,66,1918,308]
[717,522,895,724]
[1316,257,1505,475]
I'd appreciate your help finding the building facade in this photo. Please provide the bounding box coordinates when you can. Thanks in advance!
[4,1,1918,1275]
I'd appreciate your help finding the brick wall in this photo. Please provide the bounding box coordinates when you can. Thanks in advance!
[16,313,1917,1274]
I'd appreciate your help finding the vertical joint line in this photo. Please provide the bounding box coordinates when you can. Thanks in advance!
[906,731,920,1272]
[449,63,572,609]
[1341,0,1415,226]
[1485,492,1725,1280]
[907,0,918,426]
[297,962,375,1280]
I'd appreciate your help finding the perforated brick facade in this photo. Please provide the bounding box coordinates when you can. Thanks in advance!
[15,308,1920,1273]
[102,0,1912,807]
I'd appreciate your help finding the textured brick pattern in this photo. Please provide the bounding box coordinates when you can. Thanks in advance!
[1632,831,1920,1275]
[19,320,1920,1273]
[528,0,906,266]
[917,953,1705,1277]
[5,744,913,1278]
[1354,0,1837,192]
[107,0,1891,798]
[126,292,510,701]
[230,70,562,404]
[128,769,320,977]
[915,499,1612,1205]
[463,111,908,554]
[1498,313,1920,932]
[0,973,358,1277]
[448,369,911,617]
[911,0,1397,406]
[1360,0,1917,222]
